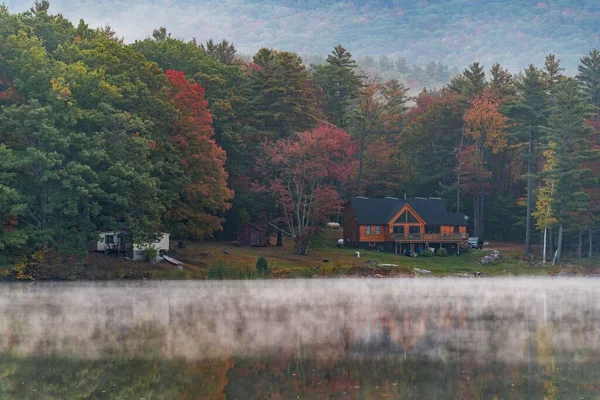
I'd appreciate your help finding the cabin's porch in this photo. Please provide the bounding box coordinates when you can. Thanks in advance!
[393,241,468,256]
[391,233,469,256]
[390,233,468,242]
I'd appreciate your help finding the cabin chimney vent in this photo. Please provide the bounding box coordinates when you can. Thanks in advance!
[404,194,407,199]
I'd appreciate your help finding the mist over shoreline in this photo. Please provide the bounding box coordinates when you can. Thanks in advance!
[1,279,598,362]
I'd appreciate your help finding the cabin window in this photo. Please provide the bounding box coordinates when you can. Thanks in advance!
[366,225,371,235]
[375,226,381,235]
[394,209,419,224]
[454,226,460,234]
[369,242,376,247]
[393,226,404,234]
[425,225,440,234]
[105,234,115,244]
[409,226,421,237]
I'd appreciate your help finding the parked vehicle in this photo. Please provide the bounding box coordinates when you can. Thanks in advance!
[468,237,484,249]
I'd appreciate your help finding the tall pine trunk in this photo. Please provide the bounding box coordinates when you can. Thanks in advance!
[456,130,464,214]
[578,230,583,265]
[525,132,533,255]
[589,226,593,259]
[479,178,485,238]
[456,176,460,213]
[473,193,479,237]
[356,134,366,195]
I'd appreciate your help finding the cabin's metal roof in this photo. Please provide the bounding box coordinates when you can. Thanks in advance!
[349,197,467,226]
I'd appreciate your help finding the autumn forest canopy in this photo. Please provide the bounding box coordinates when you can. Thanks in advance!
[0,1,599,267]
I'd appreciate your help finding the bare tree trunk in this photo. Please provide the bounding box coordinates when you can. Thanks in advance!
[276,231,283,247]
[542,228,547,264]
[549,226,554,255]
[296,236,309,255]
[554,222,563,265]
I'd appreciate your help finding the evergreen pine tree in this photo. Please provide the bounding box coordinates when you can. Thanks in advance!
[312,45,362,128]
[505,65,548,255]
[544,79,595,264]
[577,49,600,108]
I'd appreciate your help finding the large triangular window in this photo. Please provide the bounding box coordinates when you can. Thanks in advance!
[393,209,419,224]
[407,212,419,223]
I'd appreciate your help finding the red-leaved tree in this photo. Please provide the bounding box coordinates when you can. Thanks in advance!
[255,125,356,254]
[165,70,233,237]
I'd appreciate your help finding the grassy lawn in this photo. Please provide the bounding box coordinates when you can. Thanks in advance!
[162,230,585,278]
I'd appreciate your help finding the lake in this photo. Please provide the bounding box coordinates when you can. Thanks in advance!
[0,278,599,399]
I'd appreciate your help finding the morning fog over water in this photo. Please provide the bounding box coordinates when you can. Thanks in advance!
[0,278,599,398]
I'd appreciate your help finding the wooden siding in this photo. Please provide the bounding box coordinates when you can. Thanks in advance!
[238,224,269,247]
[358,225,387,242]
[343,204,360,244]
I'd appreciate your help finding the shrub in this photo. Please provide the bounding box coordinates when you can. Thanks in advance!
[307,228,327,251]
[436,247,449,257]
[256,256,269,276]
[207,260,257,280]
[421,249,434,257]
[145,246,158,261]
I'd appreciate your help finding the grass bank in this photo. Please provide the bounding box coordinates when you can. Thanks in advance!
[5,231,597,280]
[159,231,596,279]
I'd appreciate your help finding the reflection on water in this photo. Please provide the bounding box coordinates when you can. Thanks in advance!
[0,279,599,399]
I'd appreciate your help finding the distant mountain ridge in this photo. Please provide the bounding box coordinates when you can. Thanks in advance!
[8,0,600,72]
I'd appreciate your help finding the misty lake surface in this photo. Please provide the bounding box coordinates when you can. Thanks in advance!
[0,278,599,399]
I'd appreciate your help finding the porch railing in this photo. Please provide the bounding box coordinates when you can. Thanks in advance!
[390,233,467,241]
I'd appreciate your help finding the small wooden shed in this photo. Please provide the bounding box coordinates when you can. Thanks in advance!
[238,223,269,247]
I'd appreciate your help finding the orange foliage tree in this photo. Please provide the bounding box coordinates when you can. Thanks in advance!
[164,70,233,237]
[458,89,509,237]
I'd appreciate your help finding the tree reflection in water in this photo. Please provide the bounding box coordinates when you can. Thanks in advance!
[0,279,598,398]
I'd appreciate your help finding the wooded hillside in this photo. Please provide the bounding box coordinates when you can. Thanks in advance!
[0,1,598,270]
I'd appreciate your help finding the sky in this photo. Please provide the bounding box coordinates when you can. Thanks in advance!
[5,0,600,72]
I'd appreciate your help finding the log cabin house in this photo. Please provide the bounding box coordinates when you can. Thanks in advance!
[343,197,469,255]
